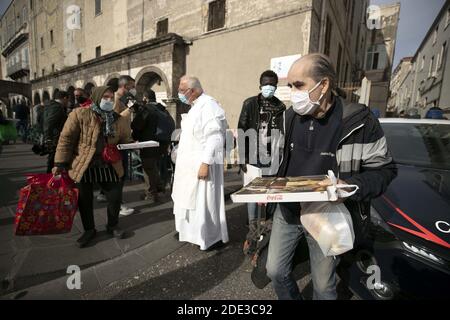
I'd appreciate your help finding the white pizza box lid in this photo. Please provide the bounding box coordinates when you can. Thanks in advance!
[117,141,160,150]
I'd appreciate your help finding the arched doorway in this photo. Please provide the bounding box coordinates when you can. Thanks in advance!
[106,78,119,92]
[84,82,95,97]
[42,91,51,104]
[135,67,170,104]
[33,92,41,106]
[67,86,75,106]
[53,88,60,99]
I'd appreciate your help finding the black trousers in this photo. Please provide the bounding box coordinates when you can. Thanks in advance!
[77,181,123,231]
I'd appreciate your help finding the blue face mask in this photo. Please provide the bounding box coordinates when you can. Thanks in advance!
[261,85,276,99]
[178,92,190,105]
[100,99,114,112]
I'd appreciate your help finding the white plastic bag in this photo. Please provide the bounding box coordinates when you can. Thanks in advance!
[301,202,355,257]
[326,170,360,201]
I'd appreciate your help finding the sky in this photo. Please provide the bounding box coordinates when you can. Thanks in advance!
[0,0,12,18]
[372,0,446,68]
[1,0,447,69]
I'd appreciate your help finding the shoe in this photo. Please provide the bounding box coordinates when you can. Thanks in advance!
[96,193,107,203]
[107,225,126,239]
[77,230,97,248]
[120,205,135,216]
[144,194,161,204]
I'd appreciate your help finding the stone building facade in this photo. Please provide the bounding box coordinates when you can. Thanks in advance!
[2,0,374,127]
[388,56,413,114]
[390,0,450,116]
[362,3,400,116]
[0,0,32,115]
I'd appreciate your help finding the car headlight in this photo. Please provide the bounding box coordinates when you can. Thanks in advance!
[402,242,444,265]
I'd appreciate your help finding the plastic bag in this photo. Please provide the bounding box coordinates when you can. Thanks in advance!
[15,174,79,236]
[300,171,359,257]
[326,170,360,201]
[301,202,355,257]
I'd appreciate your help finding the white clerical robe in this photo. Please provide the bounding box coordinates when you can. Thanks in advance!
[171,94,229,250]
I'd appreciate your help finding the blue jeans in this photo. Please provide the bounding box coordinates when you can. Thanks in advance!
[266,205,339,300]
[248,203,260,222]
[246,162,272,222]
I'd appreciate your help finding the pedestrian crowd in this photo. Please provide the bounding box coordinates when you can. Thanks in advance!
[8,53,407,300]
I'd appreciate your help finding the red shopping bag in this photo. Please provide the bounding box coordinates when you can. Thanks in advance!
[15,173,79,236]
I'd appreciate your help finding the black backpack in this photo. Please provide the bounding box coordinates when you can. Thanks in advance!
[150,103,175,143]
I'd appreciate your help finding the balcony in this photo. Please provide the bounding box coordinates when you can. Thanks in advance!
[6,59,30,81]
[1,23,29,58]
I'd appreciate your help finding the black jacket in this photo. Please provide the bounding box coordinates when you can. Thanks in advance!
[131,103,167,159]
[238,94,286,165]
[14,104,30,121]
[35,105,45,133]
[43,100,68,151]
[276,98,397,243]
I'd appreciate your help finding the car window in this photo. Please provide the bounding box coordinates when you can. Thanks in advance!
[381,123,450,170]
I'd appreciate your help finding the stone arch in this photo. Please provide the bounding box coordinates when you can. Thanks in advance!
[106,78,120,93]
[33,91,41,106]
[52,88,60,99]
[67,86,76,106]
[104,73,121,92]
[135,66,171,101]
[84,82,96,97]
[42,91,51,103]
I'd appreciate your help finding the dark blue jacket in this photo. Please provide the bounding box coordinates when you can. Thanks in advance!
[275,98,398,243]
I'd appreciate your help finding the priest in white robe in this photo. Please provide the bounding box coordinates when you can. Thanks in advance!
[171,76,229,251]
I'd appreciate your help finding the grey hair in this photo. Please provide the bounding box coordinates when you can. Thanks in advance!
[181,76,203,90]
[301,53,347,98]
[305,54,337,88]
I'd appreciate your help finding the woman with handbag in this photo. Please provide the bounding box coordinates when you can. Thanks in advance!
[52,86,132,248]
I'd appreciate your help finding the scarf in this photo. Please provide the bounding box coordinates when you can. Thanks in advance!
[91,104,117,138]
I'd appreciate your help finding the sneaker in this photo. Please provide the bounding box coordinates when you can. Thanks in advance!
[77,229,97,248]
[106,226,126,239]
[96,193,107,203]
[120,205,135,216]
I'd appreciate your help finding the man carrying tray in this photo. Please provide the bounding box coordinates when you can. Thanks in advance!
[265,54,397,300]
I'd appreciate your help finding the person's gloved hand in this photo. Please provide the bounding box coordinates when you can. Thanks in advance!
[240,164,248,174]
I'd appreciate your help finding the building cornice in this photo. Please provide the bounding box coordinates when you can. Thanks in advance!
[31,33,185,84]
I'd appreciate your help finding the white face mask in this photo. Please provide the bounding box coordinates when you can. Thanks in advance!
[291,80,324,116]
[261,85,276,99]
[100,99,114,112]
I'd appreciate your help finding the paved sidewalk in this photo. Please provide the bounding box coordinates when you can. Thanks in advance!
[0,143,244,298]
